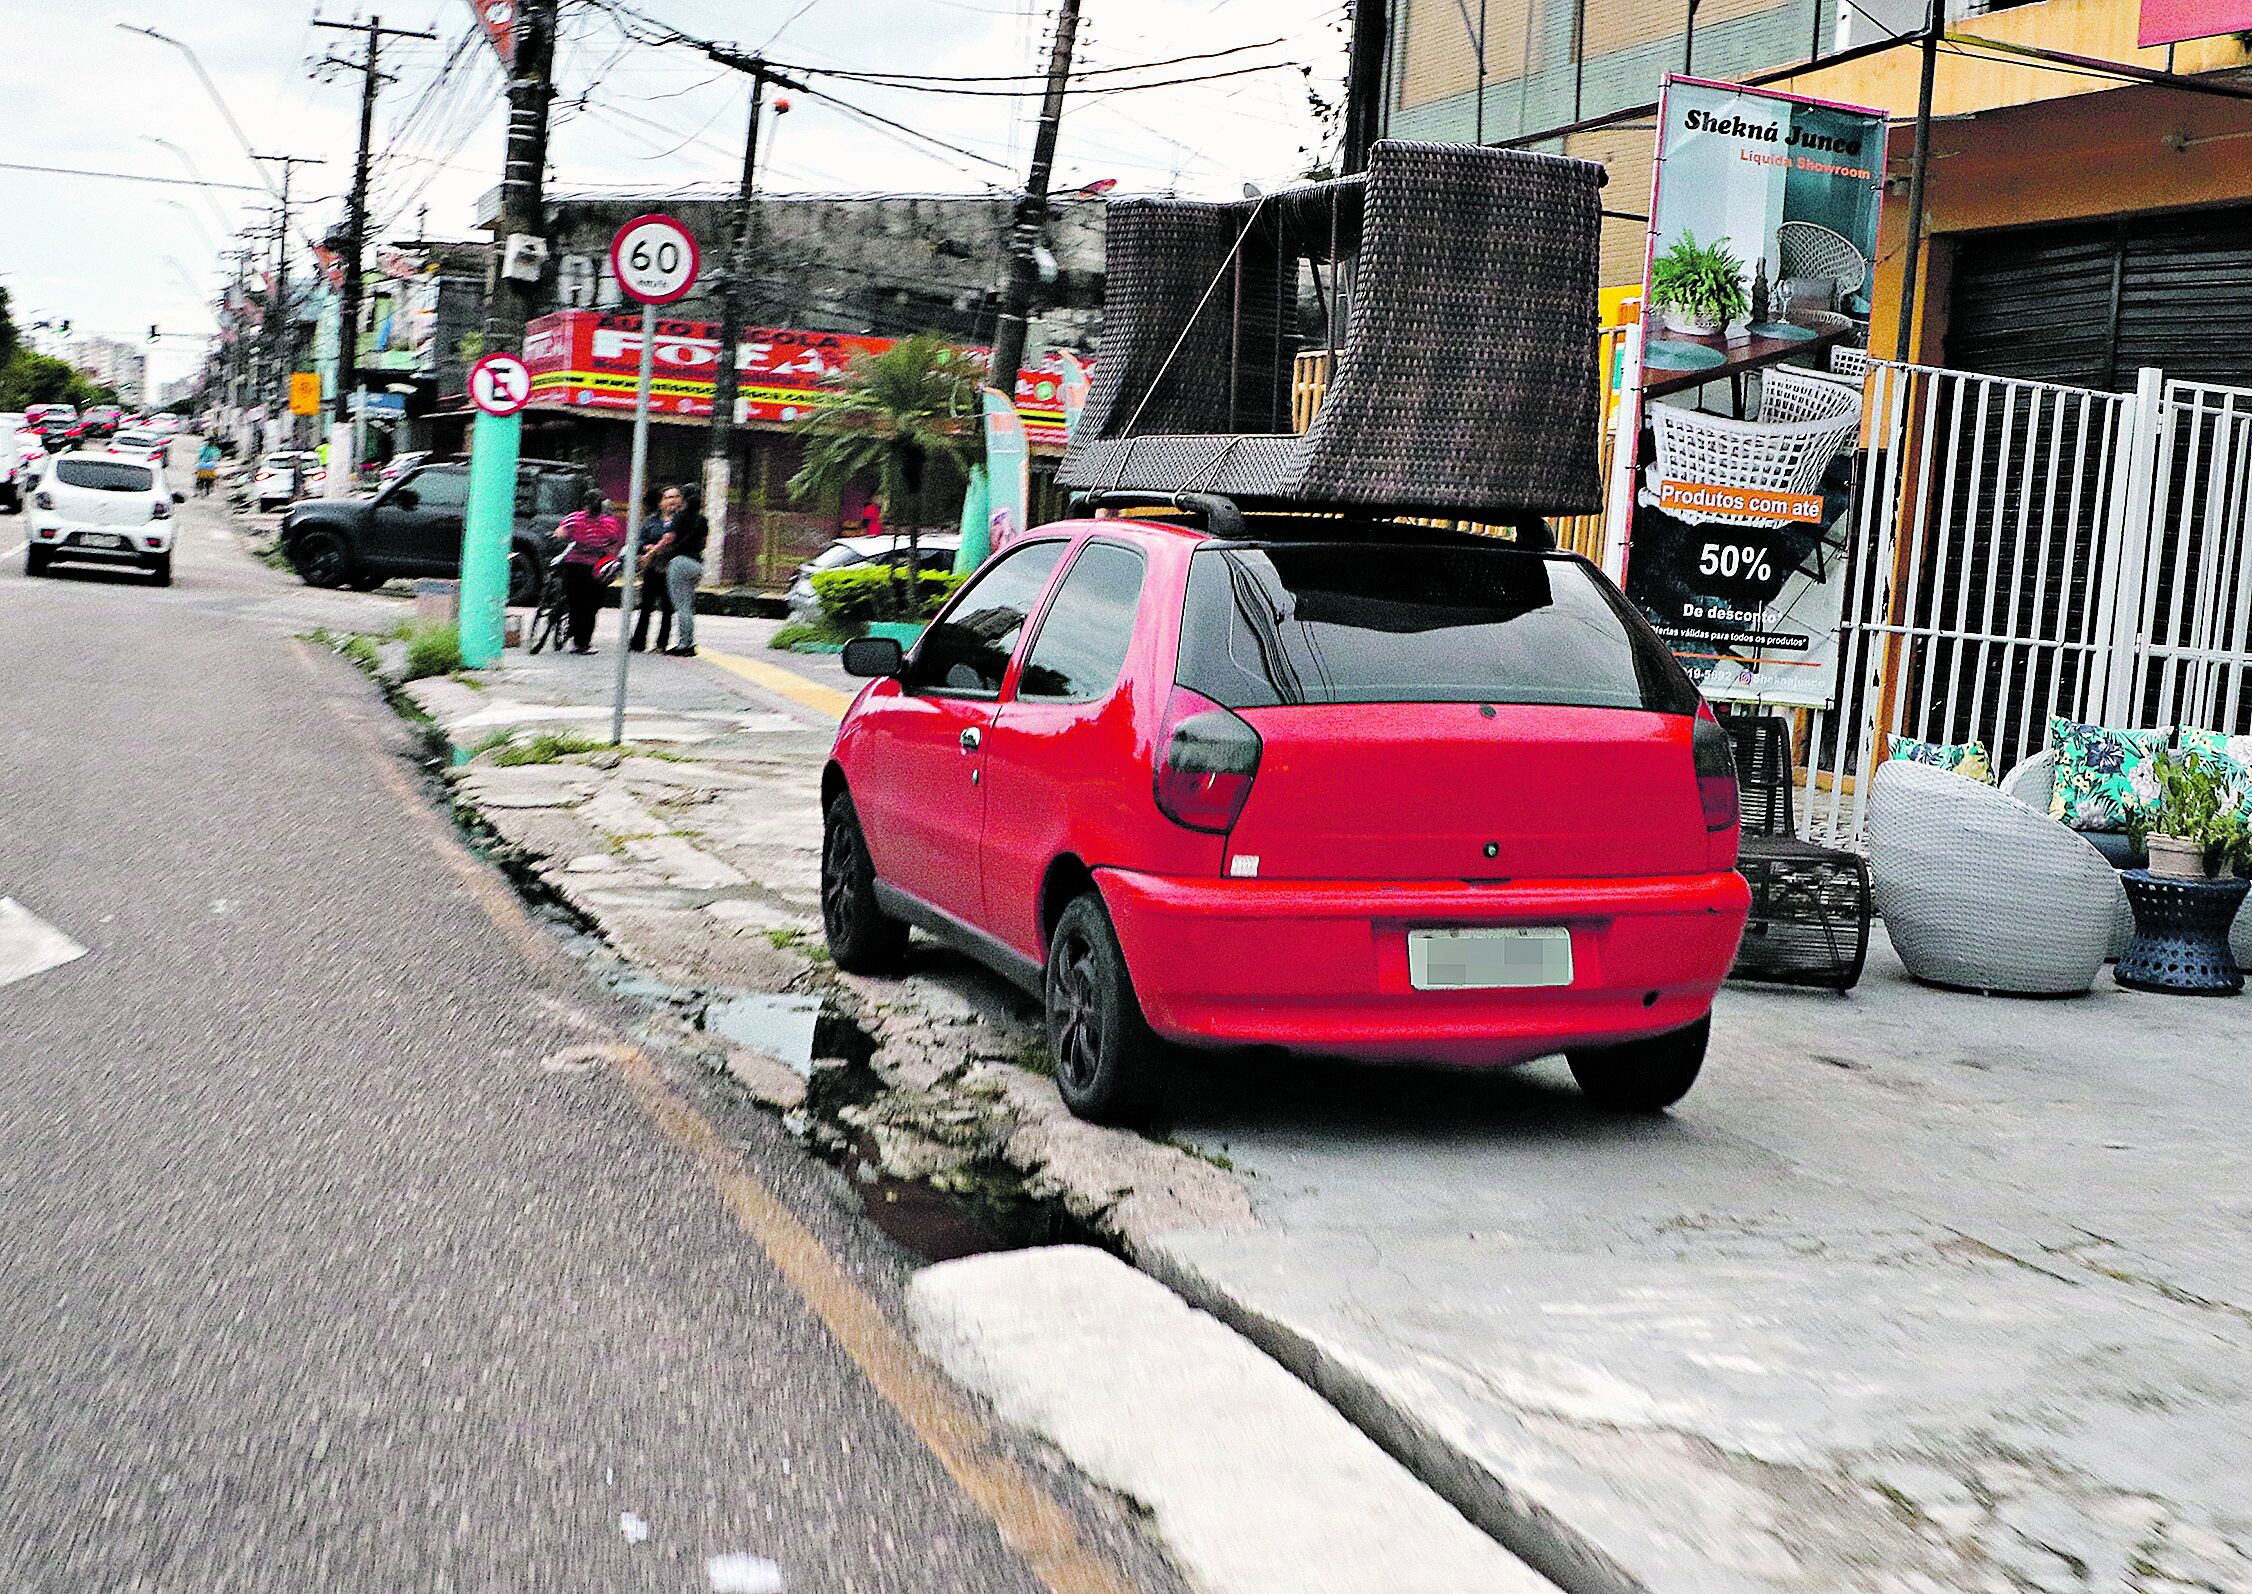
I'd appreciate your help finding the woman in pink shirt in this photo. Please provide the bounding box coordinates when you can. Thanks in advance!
[555,489,626,654]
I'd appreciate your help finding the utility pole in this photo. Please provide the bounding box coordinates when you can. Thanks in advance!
[701,51,802,577]
[486,0,560,350]
[315,13,438,492]
[1893,0,1942,366]
[986,0,1081,392]
[255,154,324,448]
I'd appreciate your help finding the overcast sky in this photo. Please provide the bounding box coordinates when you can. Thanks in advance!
[1,0,1350,391]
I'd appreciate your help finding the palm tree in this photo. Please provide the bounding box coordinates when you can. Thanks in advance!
[789,333,985,617]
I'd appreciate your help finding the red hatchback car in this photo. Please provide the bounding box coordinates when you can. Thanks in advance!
[822,516,1749,1123]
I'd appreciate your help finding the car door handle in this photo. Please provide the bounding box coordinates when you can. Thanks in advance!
[959,727,982,752]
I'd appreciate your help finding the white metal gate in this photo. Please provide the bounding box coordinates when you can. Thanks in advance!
[1801,361,2252,846]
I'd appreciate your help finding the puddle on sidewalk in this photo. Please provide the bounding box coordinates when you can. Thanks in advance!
[705,993,826,1074]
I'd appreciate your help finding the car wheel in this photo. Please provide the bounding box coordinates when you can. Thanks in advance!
[25,545,50,576]
[293,529,352,589]
[0,488,17,514]
[148,552,173,587]
[1045,892,1169,1125]
[1567,1016,1710,1113]
[507,545,542,608]
[820,791,911,974]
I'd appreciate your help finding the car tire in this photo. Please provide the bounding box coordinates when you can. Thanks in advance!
[25,545,49,577]
[1567,1016,1709,1113]
[507,544,542,608]
[0,488,18,514]
[821,791,910,975]
[1045,892,1170,1126]
[293,529,352,589]
[148,553,173,587]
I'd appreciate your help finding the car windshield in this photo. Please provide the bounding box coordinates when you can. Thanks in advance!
[54,458,153,493]
[806,543,865,573]
[1175,541,1699,713]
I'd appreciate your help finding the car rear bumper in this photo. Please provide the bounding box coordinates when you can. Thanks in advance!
[1095,867,1750,1064]
[30,521,172,559]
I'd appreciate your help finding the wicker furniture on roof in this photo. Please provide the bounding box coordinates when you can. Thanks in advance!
[1059,140,1606,520]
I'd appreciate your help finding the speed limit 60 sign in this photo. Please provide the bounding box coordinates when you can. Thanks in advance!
[610,214,700,305]
[469,352,533,416]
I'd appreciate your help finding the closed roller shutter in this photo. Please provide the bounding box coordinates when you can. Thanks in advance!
[1945,204,2252,392]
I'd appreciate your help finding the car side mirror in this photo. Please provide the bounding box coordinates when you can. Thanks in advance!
[172,491,186,504]
[841,636,905,679]
[392,488,419,511]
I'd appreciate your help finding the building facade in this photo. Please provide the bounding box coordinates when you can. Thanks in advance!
[64,336,148,406]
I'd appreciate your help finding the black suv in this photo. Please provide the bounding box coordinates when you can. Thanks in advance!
[279,456,590,605]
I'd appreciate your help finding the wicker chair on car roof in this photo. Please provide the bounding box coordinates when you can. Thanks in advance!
[1058,140,1608,525]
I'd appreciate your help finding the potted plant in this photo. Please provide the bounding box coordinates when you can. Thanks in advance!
[1650,230,1750,337]
[2136,749,2252,880]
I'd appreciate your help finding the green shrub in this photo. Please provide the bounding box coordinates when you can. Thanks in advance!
[811,564,964,626]
[492,731,608,767]
[400,621,464,681]
[770,620,852,651]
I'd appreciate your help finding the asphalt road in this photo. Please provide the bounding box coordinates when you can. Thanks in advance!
[0,476,1172,1592]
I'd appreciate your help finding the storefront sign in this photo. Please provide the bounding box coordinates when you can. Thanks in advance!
[520,310,1078,444]
[2140,0,2252,46]
[1609,76,1887,709]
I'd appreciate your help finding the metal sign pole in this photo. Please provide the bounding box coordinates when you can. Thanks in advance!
[610,298,658,745]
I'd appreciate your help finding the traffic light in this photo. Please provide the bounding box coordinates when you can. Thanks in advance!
[149,324,161,342]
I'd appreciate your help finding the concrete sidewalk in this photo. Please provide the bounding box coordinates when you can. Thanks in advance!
[364,621,2252,1594]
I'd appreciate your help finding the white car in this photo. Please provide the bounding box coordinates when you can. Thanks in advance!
[0,414,25,513]
[110,429,170,467]
[252,451,323,510]
[785,531,964,625]
[27,452,183,584]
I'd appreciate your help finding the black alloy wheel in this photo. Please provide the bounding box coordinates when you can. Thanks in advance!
[1567,1015,1710,1112]
[820,792,909,974]
[293,530,351,589]
[1044,893,1168,1125]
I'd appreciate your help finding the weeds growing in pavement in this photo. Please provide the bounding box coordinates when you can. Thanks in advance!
[468,729,518,757]
[400,622,463,681]
[769,620,852,652]
[491,732,608,767]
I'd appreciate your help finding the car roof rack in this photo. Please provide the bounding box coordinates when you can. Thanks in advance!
[1072,490,1559,552]
[1069,490,1246,537]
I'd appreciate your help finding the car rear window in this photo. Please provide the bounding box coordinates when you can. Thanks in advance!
[1176,542,1698,714]
[54,458,153,493]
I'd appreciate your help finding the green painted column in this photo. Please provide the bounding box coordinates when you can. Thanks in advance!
[459,409,521,668]
[955,462,991,574]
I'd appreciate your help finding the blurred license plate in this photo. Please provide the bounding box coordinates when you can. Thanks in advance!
[1409,927,1573,990]
[81,534,124,548]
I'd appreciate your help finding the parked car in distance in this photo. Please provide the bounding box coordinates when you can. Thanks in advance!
[786,531,963,625]
[251,451,322,510]
[25,452,184,583]
[79,405,122,440]
[278,456,590,604]
[821,515,1750,1124]
[0,414,25,512]
[28,405,82,451]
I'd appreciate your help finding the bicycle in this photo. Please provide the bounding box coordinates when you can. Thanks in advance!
[526,549,572,655]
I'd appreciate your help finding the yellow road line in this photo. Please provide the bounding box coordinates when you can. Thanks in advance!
[314,639,1134,1594]
[701,647,853,720]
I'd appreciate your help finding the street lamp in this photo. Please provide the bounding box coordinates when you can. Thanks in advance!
[142,135,239,235]
[158,199,221,258]
[118,27,277,199]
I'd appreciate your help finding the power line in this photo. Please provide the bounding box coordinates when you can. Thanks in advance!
[817,38,1286,82]
[808,59,1305,98]
[0,161,265,192]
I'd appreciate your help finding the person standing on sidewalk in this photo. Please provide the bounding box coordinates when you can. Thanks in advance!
[555,488,626,655]
[660,486,709,657]
[630,484,683,654]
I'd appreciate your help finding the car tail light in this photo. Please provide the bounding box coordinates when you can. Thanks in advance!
[1154,687,1262,834]
[1693,703,1740,833]
[34,490,53,511]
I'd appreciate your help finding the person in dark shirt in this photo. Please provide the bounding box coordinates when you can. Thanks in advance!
[642,485,709,657]
[630,484,683,652]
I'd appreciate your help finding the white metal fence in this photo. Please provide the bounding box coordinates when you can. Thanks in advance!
[1800,360,2252,846]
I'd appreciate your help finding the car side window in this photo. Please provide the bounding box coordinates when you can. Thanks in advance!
[1017,541,1147,703]
[906,541,1067,697]
[405,467,469,512]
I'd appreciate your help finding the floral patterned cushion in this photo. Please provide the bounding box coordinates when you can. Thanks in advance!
[1886,735,1993,784]
[2178,727,2252,819]
[2047,717,2167,832]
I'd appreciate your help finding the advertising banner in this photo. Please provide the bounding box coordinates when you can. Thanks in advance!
[981,386,1030,554]
[2140,0,2252,46]
[1611,76,1886,708]
[520,310,1077,445]
[465,0,516,67]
